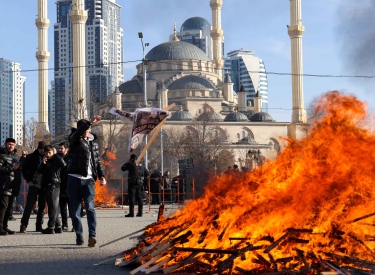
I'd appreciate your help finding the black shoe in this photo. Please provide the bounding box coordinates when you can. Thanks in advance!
[76,235,84,245]
[62,226,68,232]
[125,213,134,217]
[4,228,15,235]
[80,211,86,217]
[88,236,96,247]
[41,228,55,234]
[136,213,142,217]
[54,227,63,234]
[20,225,27,233]
[71,228,75,232]
[36,225,43,232]
[0,229,8,236]
[8,216,16,221]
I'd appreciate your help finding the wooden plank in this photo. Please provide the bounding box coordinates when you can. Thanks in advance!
[136,103,175,165]
[145,257,172,274]
[129,253,164,275]
[99,228,146,248]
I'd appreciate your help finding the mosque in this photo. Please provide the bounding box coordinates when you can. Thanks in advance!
[95,0,308,168]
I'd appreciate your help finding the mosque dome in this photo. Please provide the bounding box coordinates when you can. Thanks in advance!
[250,112,275,122]
[197,111,222,121]
[240,110,257,120]
[169,110,193,121]
[224,112,248,122]
[145,41,210,62]
[180,17,211,32]
[118,79,143,94]
[168,75,215,90]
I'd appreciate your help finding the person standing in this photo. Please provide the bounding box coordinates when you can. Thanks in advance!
[121,154,142,217]
[57,142,70,232]
[38,145,66,234]
[20,141,46,233]
[0,138,21,235]
[149,169,162,205]
[67,116,105,247]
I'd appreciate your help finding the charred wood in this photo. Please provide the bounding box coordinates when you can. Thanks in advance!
[288,238,309,244]
[348,212,375,224]
[198,230,208,244]
[286,228,313,234]
[264,233,289,253]
[175,247,238,254]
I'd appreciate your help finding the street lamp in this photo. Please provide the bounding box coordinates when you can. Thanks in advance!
[138,32,149,169]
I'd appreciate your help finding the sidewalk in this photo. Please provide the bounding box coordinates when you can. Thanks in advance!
[0,208,176,275]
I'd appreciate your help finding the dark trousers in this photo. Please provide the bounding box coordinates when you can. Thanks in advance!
[0,195,11,230]
[128,185,142,215]
[68,176,96,237]
[46,187,61,229]
[7,196,14,217]
[59,194,71,228]
[21,186,46,228]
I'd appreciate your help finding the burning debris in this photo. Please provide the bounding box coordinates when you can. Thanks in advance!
[113,92,375,274]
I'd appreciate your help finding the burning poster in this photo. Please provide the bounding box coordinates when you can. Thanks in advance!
[110,107,170,152]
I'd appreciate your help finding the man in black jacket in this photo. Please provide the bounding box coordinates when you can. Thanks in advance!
[20,141,46,233]
[121,154,143,217]
[0,138,21,235]
[38,145,66,234]
[67,116,105,247]
[57,141,71,231]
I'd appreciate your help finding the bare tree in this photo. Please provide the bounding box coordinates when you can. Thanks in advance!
[18,117,51,153]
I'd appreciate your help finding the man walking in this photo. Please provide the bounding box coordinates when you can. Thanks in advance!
[57,142,70,231]
[20,141,46,233]
[67,116,105,247]
[121,154,143,217]
[38,145,66,234]
[0,138,21,235]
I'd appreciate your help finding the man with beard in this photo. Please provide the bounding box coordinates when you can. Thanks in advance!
[20,141,46,233]
[0,138,21,235]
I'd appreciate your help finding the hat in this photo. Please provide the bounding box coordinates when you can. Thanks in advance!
[130,154,137,160]
[38,141,46,149]
[5,138,16,144]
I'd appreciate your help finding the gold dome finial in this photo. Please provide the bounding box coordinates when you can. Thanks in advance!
[172,22,180,42]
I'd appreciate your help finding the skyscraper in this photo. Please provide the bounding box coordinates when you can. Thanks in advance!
[52,0,124,136]
[225,50,268,112]
[0,58,25,144]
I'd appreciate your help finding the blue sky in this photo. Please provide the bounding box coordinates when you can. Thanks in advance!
[1,0,374,122]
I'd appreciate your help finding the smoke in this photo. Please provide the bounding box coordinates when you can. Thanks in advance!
[336,0,375,78]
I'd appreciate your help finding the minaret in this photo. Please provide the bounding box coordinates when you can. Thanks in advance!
[36,0,50,134]
[210,0,224,76]
[69,0,88,120]
[288,0,307,123]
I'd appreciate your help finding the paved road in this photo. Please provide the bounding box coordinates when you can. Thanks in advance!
[0,207,177,275]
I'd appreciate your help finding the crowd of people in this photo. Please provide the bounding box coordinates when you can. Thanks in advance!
[0,116,105,247]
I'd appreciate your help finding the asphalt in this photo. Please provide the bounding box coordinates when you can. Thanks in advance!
[0,207,178,275]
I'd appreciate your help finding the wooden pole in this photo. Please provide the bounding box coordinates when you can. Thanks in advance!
[136,103,175,165]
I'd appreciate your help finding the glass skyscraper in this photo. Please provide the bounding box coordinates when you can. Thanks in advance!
[52,0,124,136]
[0,58,25,144]
[225,50,268,112]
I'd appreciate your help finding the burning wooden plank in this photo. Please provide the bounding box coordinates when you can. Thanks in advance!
[175,247,238,255]
[288,237,310,244]
[286,228,313,234]
[263,233,289,253]
[347,212,375,224]
[198,230,208,244]
[145,256,172,274]
[162,252,198,274]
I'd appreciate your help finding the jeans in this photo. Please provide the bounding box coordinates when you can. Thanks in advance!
[0,195,11,230]
[67,176,96,237]
[128,185,142,215]
[21,186,45,228]
[59,194,71,228]
[46,186,61,229]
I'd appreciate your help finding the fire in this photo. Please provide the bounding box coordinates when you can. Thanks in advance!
[124,92,375,273]
[95,149,118,207]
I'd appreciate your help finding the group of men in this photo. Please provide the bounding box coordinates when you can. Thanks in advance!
[0,116,105,247]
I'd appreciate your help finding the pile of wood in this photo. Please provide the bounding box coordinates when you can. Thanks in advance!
[108,211,375,274]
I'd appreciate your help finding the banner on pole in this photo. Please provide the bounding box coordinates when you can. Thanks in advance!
[109,107,170,152]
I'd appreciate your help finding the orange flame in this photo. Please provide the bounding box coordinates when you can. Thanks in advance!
[95,149,118,207]
[128,92,375,272]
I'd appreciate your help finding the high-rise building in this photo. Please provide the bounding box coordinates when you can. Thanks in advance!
[0,58,25,144]
[170,17,224,61]
[52,0,124,136]
[225,50,268,112]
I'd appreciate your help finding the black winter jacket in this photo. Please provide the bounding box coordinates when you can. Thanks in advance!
[121,161,140,187]
[38,155,66,188]
[21,149,43,184]
[67,122,105,180]
[57,153,68,195]
[0,147,21,196]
